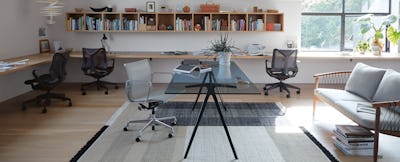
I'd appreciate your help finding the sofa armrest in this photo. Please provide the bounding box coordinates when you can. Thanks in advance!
[314,71,352,90]
[372,100,400,136]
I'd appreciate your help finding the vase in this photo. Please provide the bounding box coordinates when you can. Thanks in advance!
[217,64,232,80]
[371,38,383,56]
[218,52,232,65]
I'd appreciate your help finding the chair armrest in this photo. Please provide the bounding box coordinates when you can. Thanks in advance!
[314,71,352,90]
[125,79,152,102]
[371,100,400,135]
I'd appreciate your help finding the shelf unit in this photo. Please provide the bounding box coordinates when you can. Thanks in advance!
[65,12,284,32]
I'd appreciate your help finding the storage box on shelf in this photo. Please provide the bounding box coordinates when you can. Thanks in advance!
[65,12,283,32]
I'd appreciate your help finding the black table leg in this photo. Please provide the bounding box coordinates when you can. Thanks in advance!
[191,72,208,111]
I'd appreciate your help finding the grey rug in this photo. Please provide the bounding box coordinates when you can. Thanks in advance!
[156,102,289,126]
[77,101,333,162]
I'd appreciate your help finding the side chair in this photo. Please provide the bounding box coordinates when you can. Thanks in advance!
[123,59,177,142]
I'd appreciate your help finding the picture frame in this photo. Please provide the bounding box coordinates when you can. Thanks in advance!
[39,39,50,53]
[146,1,155,12]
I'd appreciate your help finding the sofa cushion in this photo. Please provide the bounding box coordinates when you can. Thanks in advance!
[315,88,367,102]
[344,63,386,101]
[373,69,400,102]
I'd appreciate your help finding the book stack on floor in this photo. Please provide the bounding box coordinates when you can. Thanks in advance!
[333,125,377,157]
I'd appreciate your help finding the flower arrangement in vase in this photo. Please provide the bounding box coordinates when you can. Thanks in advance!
[209,33,238,65]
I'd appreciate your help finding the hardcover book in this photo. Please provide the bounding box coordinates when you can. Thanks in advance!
[336,125,374,137]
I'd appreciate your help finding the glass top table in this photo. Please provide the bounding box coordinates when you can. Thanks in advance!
[165,61,260,94]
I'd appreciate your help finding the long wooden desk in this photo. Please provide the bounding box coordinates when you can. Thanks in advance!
[69,51,271,59]
[0,53,52,76]
[2,51,400,76]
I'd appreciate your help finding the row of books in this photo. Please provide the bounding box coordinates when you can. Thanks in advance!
[202,16,212,31]
[248,19,265,31]
[104,19,120,31]
[175,18,193,31]
[67,17,84,31]
[85,16,103,31]
[211,19,228,31]
[333,125,378,157]
[122,18,138,31]
[231,19,246,31]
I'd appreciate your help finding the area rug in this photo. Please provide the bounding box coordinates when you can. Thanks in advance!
[74,101,338,162]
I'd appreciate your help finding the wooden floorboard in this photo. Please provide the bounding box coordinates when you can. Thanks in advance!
[0,83,398,162]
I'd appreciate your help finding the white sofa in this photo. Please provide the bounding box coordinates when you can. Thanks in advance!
[313,63,400,162]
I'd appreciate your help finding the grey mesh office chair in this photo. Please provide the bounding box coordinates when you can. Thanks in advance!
[263,49,300,98]
[123,59,177,142]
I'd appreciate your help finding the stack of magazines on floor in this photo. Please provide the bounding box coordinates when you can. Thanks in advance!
[333,124,379,157]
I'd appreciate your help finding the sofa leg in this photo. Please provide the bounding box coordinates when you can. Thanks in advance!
[313,95,317,117]
[373,132,379,162]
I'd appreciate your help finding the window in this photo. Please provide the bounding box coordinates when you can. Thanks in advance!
[301,0,391,51]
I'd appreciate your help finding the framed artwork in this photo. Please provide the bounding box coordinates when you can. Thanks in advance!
[146,1,155,12]
[39,39,50,53]
[38,26,47,37]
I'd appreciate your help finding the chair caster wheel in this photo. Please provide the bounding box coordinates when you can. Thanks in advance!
[81,91,86,95]
[263,87,266,90]
[264,92,268,96]
[296,90,300,94]
[105,91,108,95]
[286,94,290,98]
[123,127,128,131]
[135,137,141,142]
[68,101,72,107]
[168,134,173,138]
[171,121,177,125]
[152,126,155,131]
[115,85,119,89]
[42,109,47,113]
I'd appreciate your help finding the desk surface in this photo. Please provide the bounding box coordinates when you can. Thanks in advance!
[165,61,260,94]
[0,53,52,76]
[70,51,271,59]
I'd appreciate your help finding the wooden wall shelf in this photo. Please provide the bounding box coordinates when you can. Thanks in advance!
[65,12,284,32]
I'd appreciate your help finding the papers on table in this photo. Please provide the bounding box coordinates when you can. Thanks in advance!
[0,59,30,71]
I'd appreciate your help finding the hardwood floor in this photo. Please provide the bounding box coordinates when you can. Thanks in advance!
[0,83,398,162]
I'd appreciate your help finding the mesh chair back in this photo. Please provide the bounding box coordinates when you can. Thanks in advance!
[124,59,152,101]
[82,48,108,72]
[271,49,298,74]
[49,50,70,81]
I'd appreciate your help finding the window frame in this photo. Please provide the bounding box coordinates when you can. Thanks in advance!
[301,0,392,52]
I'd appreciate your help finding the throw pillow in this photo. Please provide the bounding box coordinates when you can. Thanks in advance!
[344,63,386,101]
[373,69,400,102]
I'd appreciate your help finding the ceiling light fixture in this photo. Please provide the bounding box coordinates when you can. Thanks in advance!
[37,0,64,24]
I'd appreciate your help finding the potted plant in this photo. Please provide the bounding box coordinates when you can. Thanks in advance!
[354,14,399,55]
[356,40,370,54]
[210,33,237,65]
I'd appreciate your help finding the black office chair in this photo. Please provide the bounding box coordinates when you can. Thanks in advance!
[81,48,118,95]
[22,49,72,113]
[263,49,300,98]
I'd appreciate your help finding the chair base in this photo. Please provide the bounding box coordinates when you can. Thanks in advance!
[22,92,72,113]
[123,107,177,142]
[81,79,119,95]
[263,81,300,98]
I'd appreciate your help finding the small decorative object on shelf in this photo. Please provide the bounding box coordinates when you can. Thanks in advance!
[195,24,201,31]
[253,6,258,12]
[125,8,136,12]
[90,6,108,12]
[267,9,279,13]
[183,5,190,12]
[75,8,83,12]
[200,3,220,12]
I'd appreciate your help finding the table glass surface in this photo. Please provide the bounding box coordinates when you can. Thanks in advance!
[165,61,260,94]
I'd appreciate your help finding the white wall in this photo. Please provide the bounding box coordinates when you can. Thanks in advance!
[0,0,48,102]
